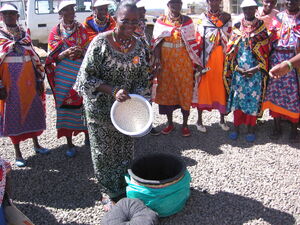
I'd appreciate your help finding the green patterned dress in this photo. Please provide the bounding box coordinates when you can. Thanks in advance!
[75,32,149,199]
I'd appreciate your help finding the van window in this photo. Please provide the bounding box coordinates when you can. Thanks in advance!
[0,1,25,19]
[34,0,92,14]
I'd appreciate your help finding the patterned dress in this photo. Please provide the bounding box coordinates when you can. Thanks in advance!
[152,16,201,115]
[262,11,300,123]
[75,33,149,198]
[0,27,46,144]
[45,22,88,138]
[192,12,232,113]
[224,19,270,126]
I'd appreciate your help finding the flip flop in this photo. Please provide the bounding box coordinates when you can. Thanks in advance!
[229,131,239,140]
[15,159,26,167]
[66,147,76,158]
[34,147,50,155]
[245,133,256,142]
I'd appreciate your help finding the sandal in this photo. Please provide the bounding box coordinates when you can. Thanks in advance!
[182,127,191,137]
[15,158,26,167]
[161,125,175,135]
[101,197,115,212]
[34,147,50,155]
[245,133,256,143]
[229,131,239,140]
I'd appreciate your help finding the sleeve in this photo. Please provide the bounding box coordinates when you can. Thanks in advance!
[74,37,105,100]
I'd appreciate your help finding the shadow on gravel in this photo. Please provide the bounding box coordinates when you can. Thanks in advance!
[10,145,102,210]
[135,122,224,158]
[13,203,89,225]
[224,120,300,148]
[160,188,296,225]
[137,120,299,158]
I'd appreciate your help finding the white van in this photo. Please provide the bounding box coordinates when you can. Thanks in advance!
[26,0,156,47]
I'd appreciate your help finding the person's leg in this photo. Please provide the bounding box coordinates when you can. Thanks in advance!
[219,113,229,131]
[32,136,50,154]
[162,111,175,135]
[195,109,206,132]
[84,132,90,146]
[245,125,256,142]
[66,136,76,157]
[289,122,298,142]
[197,109,203,126]
[14,143,22,160]
[182,110,191,137]
[229,110,241,140]
[270,117,282,140]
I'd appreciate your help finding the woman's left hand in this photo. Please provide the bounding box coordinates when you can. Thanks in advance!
[115,89,131,102]
[36,81,45,96]
[244,66,260,77]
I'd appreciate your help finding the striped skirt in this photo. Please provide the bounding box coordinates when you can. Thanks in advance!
[54,58,87,138]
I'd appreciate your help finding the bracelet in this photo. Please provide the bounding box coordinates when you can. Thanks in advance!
[112,87,119,97]
[283,60,293,71]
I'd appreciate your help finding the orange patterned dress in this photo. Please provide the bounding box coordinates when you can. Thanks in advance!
[155,17,195,112]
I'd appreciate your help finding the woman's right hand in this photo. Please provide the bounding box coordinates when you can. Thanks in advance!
[115,89,131,102]
[0,88,7,100]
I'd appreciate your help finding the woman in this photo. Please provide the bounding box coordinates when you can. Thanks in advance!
[0,3,48,167]
[152,0,201,137]
[83,0,116,42]
[256,0,279,30]
[75,1,149,208]
[262,0,300,141]
[192,0,232,133]
[269,53,300,78]
[224,0,270,142]
[45,1,89,157]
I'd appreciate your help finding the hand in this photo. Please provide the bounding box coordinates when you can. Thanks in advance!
[244,66,260,78]
[115,89,131,102]
[269,62,290,79]
[151,57,161,76]
[36,81,45,96]
[0,88,7,100]
[236,66,246,75]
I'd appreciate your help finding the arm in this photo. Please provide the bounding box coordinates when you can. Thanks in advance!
[269,53,300,79]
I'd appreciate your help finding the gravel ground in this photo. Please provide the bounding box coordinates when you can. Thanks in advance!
[0,85,299,225]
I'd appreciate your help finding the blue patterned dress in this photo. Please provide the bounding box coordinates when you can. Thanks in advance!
[227,40,263,116]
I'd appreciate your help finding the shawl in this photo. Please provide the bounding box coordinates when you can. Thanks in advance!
[196,12,232,67]
[45,22,89,108]
[269,11,300,51]
[0,27,44,78]
[83,15,116,42]
[152,16,201,66]
[223,19,271,94]
[0,159,11,205]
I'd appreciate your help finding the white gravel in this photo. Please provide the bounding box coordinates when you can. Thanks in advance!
[0,84,299,225]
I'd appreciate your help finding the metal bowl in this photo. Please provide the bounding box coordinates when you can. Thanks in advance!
[110,94,153,137]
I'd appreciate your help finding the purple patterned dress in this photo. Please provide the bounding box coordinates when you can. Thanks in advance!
[263,11,300,123]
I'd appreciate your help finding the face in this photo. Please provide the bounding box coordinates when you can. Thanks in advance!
[207,0,222,12]
[94,5,108,20]
[242,6,258,20]
[1,11,18,26]
[60,5,75,22]
[285,0,300,13]
[262,0,277,13]
[138,7,146,20]
[167,0,182,14]
[116,6,139,37]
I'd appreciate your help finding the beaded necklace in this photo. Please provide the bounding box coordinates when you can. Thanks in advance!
[112,30,134,53]
[94,16,108,28]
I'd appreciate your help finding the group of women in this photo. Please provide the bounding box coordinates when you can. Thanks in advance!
[0,0,299,212]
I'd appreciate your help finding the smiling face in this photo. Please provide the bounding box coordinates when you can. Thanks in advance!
[167,0,182,15]
[94,5,108,20]
[262,0,277,14]
[1,10,18,26]
[285,0,300,13]
[116,6,139,38]
[242,6,258,21]
[60,5,75,23]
